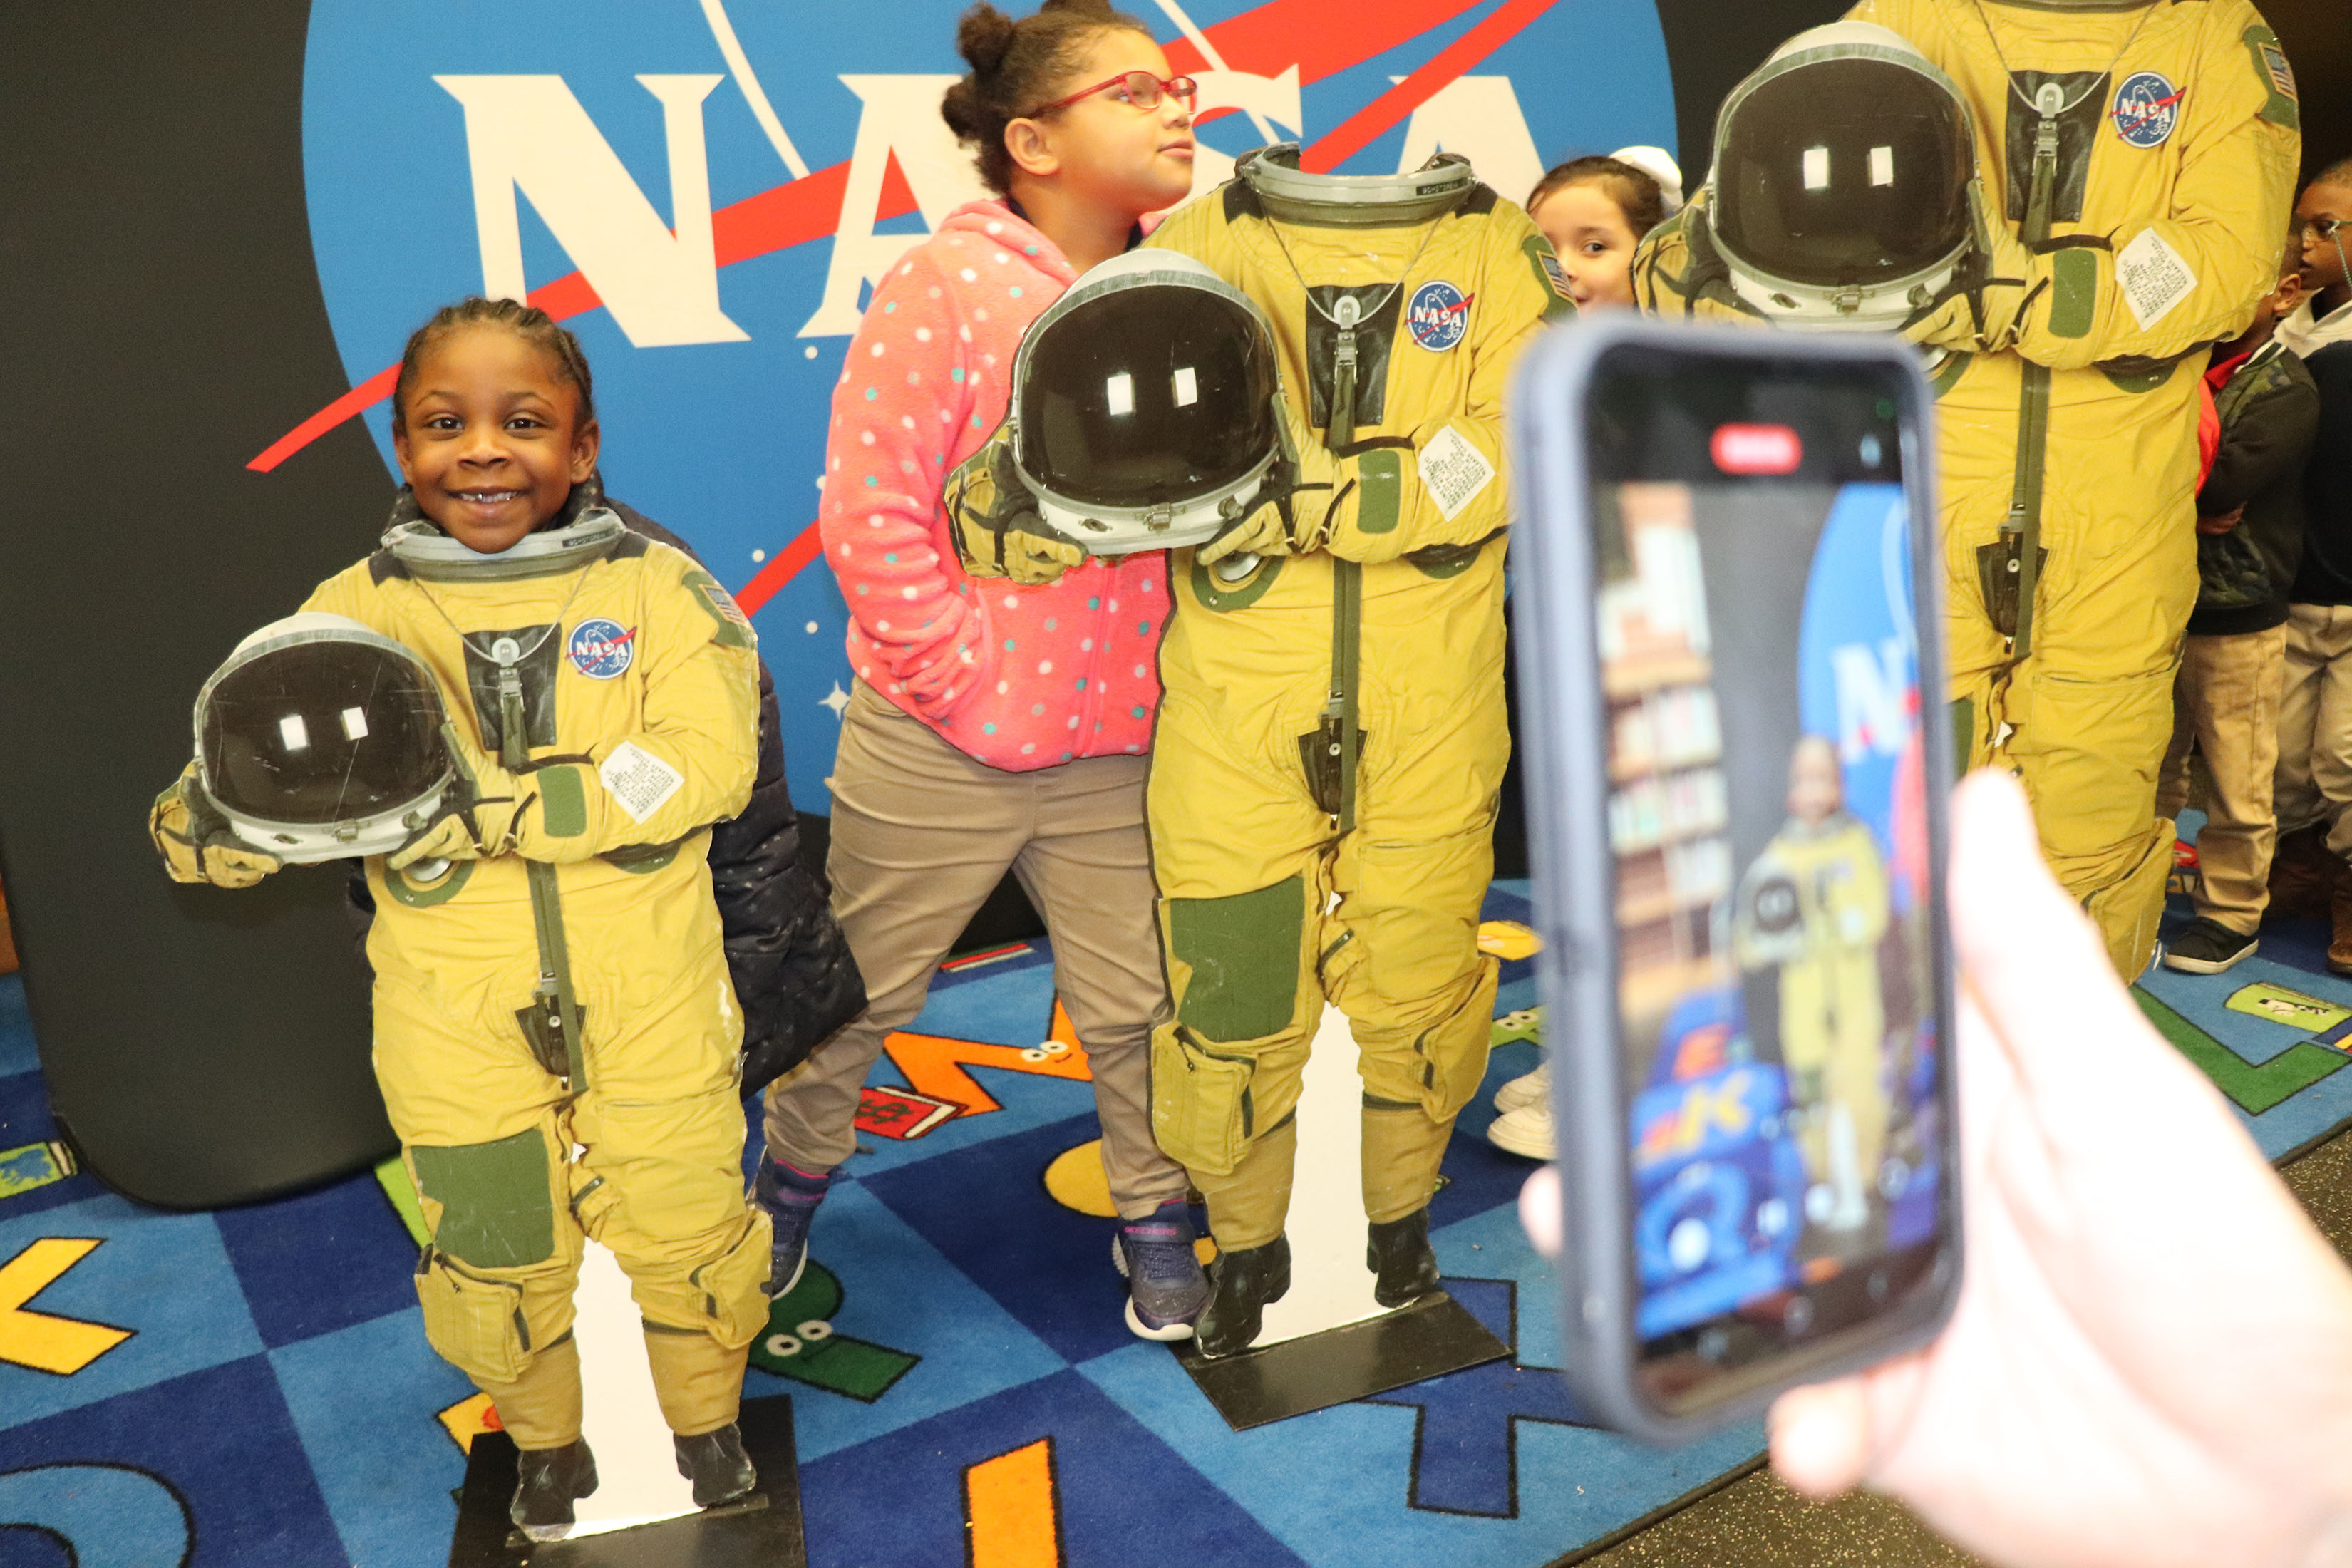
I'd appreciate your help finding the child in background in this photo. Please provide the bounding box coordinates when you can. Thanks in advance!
[755,0,1211,1341]
[2279,158,2352,359]
[1523,148,1681,313]
[2275,160,2352,966]
[2158,239,2318,974]
[1489,148,1683,1162]
[151,299,773,1537]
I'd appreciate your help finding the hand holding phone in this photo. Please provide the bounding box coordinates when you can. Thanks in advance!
[1524,770,2352,1568]
[1510,318,1959,1438]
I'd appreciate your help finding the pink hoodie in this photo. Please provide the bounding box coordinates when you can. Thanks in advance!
[821,200,1167,772]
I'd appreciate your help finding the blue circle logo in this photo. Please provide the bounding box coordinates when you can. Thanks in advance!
[1407,280,1469,351]
[2111,71,2182,149]
[567,618,636,679]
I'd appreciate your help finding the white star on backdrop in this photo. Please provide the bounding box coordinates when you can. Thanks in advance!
[819,683,850,719]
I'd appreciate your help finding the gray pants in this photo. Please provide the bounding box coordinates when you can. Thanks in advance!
[762,681,1187,1219]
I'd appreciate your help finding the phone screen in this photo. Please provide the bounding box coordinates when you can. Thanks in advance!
[1584,342,1953,1411]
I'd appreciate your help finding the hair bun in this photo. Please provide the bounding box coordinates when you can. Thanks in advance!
[956,4,1018,76]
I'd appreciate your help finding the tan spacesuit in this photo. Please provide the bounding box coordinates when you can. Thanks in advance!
[154,511,771,1450]
[1638,3,2299,976]
[952,149,1571,1352]
[1141,152,1567,1351]
[1733,738,1891,1236]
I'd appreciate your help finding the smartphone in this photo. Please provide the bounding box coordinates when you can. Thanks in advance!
[1510,317,1961,1442]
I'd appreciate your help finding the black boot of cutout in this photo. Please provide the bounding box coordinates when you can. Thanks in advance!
[511,1438,599,1542]
[1193,1234,1292,1358]
[674,1422,758,1509]
[1368,1207,1441,1308]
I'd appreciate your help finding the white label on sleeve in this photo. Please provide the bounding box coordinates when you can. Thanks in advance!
[1416,423,1497,523]
[598,741,684,825]
[2115,227,2197,331]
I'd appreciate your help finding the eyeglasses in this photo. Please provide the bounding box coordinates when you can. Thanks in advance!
[2302,217,2348,241]
[1027,70,1196,118]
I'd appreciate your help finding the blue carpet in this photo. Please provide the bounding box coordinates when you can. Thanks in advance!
[0,892,1765,1568]
[7,847,2335,1566]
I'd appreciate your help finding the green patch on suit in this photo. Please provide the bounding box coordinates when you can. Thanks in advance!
[2047,249,2098,340]
[411,1130,556,1268]
[1522,234,1577,324]
[2242,25,2299,130]
[683,566,755,649]
[1356,450,1403,535]
[537,765,588,837]
[1170,877,1304,1042]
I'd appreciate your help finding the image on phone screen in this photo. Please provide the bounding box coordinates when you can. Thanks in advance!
[1587,350,1946,1408]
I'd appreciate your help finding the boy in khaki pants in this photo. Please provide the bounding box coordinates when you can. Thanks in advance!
[2160,241,2319,973]
[2272,166,2352,964]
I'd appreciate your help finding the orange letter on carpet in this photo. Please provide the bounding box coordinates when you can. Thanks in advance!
[964,1435,1061,1568]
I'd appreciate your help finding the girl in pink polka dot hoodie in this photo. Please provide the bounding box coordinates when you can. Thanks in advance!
[823,190,1162,770]
[762,1,1216,1346]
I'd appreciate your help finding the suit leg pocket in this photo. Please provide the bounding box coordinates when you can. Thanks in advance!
[415,1249,531,1384]
[1150,1026,1254,1177]
[687,1212,774,1349]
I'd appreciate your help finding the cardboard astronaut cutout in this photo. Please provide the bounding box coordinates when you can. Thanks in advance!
[959,144,1570,1358]
[1636,6,2300,978]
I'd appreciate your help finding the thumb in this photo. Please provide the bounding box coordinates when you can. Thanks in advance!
[1769,1380,1872,1497]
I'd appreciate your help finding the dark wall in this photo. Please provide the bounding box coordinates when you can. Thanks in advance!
[0,0,396,1207]
[2266,0,2352,182]
[4,0,2342,1208]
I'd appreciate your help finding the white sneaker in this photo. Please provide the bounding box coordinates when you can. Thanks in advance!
[1487,1100,1555,1160]
[1492,1060,1549,1114]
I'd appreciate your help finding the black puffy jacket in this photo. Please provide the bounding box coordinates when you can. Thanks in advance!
[349,488,865,1095]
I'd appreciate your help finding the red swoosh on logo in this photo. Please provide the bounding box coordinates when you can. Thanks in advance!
[2113,88,2185,134]
[1301,0,1559,173]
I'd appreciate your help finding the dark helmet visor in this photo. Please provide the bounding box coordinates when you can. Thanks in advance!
[202,641,448,825]
[1716,60,1972,287]
[1017,287,1279,510]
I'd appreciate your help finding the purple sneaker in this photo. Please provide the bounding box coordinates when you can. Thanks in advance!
[1113,1199,1211,1341]
[753,1157,830,1298]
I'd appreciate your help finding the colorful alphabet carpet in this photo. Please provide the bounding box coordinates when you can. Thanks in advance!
[3,862,2349,1567]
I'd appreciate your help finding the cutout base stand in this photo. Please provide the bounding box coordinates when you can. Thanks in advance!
[1175,1289,1508,1430]
[447,1396,805,1567]
[1175,1005,1508,1429]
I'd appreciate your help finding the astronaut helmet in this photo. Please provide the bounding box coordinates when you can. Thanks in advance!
[1009,250,1284,555]
[1706,21,1976,331]
[193,612,450,862]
